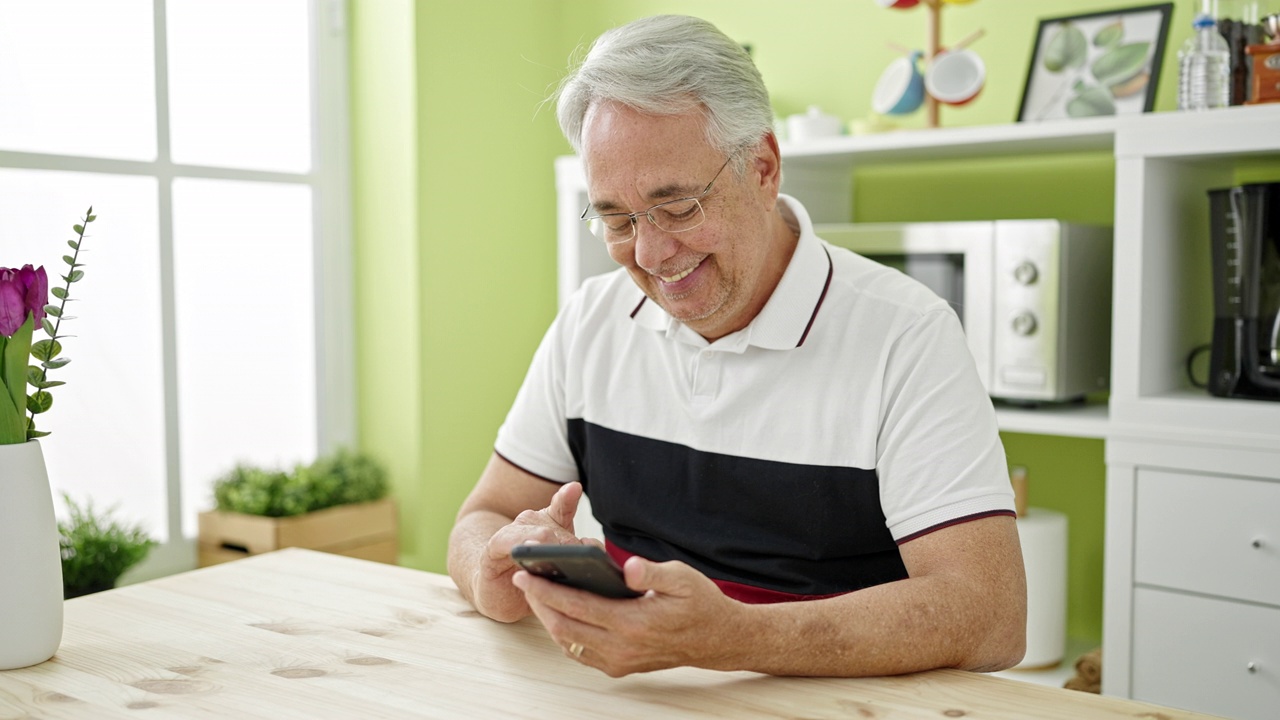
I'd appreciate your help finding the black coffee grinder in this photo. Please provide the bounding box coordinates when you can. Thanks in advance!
[1207,182,1280,401]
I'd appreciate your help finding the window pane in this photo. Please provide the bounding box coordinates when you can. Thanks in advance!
[0,1,157,160]
[167,0,312,173]
[173,178,316,534]
[0,169,166,539]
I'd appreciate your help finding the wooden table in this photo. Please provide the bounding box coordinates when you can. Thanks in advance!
[0,549,1222,719]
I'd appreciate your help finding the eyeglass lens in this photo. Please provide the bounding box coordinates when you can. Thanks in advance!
[586,197,706,243]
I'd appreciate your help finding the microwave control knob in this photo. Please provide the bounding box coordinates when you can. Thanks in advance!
[1011,311,1038,336]
[1013,261,1039,285]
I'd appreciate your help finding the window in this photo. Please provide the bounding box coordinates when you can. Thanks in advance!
[0,0,353,578]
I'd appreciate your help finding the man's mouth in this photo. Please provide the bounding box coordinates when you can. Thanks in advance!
[659,265,697,283]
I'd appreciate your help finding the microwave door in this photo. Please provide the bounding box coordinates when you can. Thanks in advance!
[900,255,964,317]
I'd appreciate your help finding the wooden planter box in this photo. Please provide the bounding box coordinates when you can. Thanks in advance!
[197,498,398,568]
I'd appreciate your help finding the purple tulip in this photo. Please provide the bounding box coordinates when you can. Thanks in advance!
[0,264,48,337]
[20,265,48,326]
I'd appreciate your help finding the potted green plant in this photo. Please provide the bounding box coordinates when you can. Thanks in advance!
[58,493,155,599]
[197,449,396,566]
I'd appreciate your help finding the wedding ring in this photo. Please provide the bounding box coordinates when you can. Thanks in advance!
[568,642,584,658]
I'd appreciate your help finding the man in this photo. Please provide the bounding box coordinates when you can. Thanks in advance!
[448,14,1026,678]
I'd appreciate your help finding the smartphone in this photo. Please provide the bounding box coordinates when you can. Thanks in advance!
[510,544,642,599]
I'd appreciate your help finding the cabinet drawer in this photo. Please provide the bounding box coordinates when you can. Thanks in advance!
[1134,468,1280,604]
[1133,588,1280,720]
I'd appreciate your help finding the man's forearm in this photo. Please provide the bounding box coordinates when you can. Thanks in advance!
[719,573,1025,677]
[706,517,1027,677]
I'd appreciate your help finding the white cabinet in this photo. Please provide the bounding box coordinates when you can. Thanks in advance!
[1133,469,1280,604]
[555,104,1280,716]
[1131,588,1280,720]
[1105,441,1280,720]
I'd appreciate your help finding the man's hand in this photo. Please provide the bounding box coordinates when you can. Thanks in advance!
[513,554,743,677]
[470,481,590,623]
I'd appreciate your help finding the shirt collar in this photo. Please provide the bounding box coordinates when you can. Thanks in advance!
[629,194,832,351]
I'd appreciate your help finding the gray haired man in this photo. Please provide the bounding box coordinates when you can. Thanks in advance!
[448,15,1026,678]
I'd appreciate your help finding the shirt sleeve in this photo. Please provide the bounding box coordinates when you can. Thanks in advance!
[874,307,1015,542]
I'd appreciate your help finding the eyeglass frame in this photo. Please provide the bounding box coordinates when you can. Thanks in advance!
[579,154,735,244]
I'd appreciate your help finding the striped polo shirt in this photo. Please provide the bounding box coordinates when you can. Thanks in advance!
[495,195,1014,600]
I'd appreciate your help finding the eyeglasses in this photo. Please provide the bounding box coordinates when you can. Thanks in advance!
[580,156,733,244]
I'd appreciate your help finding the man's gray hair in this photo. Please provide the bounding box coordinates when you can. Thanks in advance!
[555,15,773,165]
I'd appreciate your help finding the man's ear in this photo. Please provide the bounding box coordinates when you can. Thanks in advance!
[751,132,783,210]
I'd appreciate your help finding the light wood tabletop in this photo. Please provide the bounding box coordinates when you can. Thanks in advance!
[0,548,1222,719]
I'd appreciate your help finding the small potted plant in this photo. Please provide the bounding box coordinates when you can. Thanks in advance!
[197,448,396,566]
[58,493,155,599]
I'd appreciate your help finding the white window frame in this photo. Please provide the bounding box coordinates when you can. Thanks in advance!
[0,0,355,580]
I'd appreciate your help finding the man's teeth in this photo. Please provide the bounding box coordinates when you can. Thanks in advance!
[660,266,695,283]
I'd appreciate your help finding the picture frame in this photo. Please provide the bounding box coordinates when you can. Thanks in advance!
[1017,3,1173,122]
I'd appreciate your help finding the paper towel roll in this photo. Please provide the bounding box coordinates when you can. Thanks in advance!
[1014,507,1068,669]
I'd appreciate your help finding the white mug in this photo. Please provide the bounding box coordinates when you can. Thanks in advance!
[786,106,842,142]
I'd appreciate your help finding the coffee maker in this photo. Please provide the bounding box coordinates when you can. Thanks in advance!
[1207,182,1280,401]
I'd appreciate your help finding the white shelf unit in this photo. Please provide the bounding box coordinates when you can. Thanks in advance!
[774,115,1119,226]
[1100,105,1280,720]
[1108,106,1280,452]
[995,402,1110,439]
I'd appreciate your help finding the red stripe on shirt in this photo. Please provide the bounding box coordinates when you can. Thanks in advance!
[605,540,850,605]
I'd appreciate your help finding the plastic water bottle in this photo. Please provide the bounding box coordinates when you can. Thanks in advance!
[1178,13,1231,110]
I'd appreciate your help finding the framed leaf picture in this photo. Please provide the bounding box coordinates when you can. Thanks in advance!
[1017,3,1173,122]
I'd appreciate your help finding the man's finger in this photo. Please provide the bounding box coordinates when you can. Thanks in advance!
[624,556,692,597]
[485,524,557,562]
[545,481,583,532]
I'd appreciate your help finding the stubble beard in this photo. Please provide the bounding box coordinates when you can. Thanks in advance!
[655,270,735,327]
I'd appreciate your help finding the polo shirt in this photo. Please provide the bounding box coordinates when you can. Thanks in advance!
[495,194,1014,599]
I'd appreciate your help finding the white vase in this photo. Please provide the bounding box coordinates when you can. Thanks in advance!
[0,440,64,670]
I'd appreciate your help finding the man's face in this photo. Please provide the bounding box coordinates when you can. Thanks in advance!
[580,101,781,341]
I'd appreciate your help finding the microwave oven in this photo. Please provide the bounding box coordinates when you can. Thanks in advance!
[816,220,1113,403]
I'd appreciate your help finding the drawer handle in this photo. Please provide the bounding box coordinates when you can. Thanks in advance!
[1247,662,1258,674]
[1253,538,1264,549]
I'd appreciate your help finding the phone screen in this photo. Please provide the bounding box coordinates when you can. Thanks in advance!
[511,545,642,599]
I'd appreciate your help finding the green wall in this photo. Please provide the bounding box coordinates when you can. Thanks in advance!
[351,0,1222,644]
[351,0,567,569]
[351,0,425,569]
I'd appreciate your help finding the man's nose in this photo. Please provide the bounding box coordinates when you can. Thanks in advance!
[632,215,680,271]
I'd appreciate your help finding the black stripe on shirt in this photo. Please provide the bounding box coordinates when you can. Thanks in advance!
[567,419,907,596]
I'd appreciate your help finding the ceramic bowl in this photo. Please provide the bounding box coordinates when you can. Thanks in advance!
[872,52,926,115]
[925,49,986,106]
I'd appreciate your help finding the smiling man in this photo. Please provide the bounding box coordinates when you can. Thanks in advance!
[579,106,795,341]
[447,14,1027,678]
